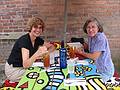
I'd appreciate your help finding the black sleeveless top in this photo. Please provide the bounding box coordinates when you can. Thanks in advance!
[7,33,44,67]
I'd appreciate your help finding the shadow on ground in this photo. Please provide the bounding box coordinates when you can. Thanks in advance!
[0,63,6,87]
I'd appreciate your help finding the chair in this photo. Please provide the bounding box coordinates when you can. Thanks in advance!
[71,37,85,44]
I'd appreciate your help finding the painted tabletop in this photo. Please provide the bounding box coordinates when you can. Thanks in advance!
[15,59,107,90]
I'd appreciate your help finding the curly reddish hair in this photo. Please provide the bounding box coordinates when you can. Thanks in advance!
[27,17,45,32]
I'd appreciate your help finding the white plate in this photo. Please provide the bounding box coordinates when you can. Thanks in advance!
[32,62,44,67]
[75,60,89,65]
[64,78,86,86]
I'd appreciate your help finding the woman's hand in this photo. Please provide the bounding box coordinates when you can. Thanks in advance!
[22,46,48,68]
[43,42,55,52]
[37,46,48,57]
[74,47,84,55]
[31,46,48,61]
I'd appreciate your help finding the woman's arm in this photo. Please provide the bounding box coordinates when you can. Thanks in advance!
[75,49,101,60]
[22,46,47,68]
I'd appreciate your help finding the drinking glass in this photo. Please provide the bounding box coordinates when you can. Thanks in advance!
[68,46,76,58]
[43,52,50,69]
[67,59,75,73]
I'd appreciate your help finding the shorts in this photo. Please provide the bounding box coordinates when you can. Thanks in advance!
[5,62,26,82]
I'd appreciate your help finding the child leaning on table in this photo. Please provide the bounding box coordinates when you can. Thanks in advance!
[75,17,114,83]
[4,17,55,87]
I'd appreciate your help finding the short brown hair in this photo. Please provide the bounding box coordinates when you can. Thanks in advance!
[27,17,45,32]
[83,17,103,34]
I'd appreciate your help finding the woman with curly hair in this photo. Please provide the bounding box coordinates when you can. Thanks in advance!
[4,17,54,86]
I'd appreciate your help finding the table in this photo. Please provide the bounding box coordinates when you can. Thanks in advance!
[15,59,108,90]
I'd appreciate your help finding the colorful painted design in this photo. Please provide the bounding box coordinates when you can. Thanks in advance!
[0,87,15,90]
[14,59,120,90]
[50,42,61,50]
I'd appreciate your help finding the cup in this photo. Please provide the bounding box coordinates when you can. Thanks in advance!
[43,52,50,69]
[68,46,76,58]
[50,50,59,64]
[67,59,75,73]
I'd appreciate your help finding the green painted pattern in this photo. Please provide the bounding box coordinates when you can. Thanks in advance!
[15,59,118,90]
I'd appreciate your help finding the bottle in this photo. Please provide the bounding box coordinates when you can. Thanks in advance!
[59,40,67,69]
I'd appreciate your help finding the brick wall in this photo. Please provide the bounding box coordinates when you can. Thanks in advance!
[0,0,120,71]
